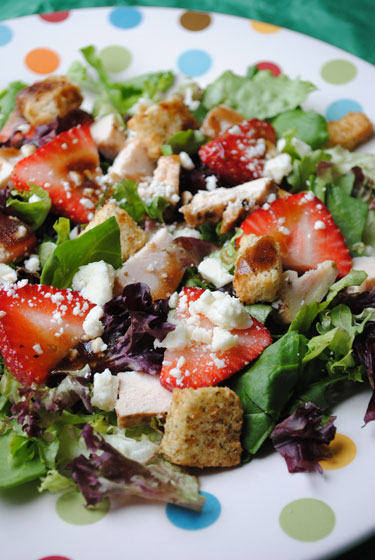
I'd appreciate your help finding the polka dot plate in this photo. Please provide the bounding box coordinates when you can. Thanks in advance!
[0,6,375,560]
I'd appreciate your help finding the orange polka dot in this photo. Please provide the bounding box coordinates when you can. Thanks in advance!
[319,433,357,470]
[250,20,281,34]
[25,48,60,74]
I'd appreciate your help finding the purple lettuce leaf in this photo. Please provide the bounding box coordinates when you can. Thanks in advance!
[270,402,336,474]
[353,321,375,390]
[11,388,42,437]
[101,282,175,375]
[339,291,375,315]
[179,158,230,195]
[364,391,375,424]
[68,424,205,511]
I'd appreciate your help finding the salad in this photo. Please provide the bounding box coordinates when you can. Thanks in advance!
[0,45,375,512]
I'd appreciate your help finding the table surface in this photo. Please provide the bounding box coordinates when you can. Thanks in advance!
[0,2,374,559]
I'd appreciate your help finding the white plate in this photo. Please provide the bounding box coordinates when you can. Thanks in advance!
[0,7,375,560]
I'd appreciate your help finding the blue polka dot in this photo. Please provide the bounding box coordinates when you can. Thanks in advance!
[0,24,12,47]
[109,7,142,29]
[177,49,212,77]
[326,98,363,121]
[166,491,221,530]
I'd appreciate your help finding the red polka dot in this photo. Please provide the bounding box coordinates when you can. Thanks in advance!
[256,61,281,76]
[38,556,72,560]
[40,11,70,23]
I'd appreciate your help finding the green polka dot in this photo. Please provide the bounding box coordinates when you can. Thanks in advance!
[321,59,357,84]
[56,490,110,525]
[279,498,335,541]
[99,45,132,73]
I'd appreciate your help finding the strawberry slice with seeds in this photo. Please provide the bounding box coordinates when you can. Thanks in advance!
[0,282,95,385]
[198,119,277,185]
[160,287,272,390]
[239,192,351,277]
[11,125,102,223]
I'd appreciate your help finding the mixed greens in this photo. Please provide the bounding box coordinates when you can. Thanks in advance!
[1,45,375,512]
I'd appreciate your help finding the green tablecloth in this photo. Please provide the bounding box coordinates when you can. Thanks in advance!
[1,0,375,65]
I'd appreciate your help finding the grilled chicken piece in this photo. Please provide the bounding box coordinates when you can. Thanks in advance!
[200,104,245,138]
[276,261,338,324]
[138,155,181,206]
[180,177,276,233]
[115,371,172,428]
[107,137,155,183]
[15,76,83,127]
[90,114,126,160]
[0,212,37,264]
[347,256,375,293]
[115,228,215,300]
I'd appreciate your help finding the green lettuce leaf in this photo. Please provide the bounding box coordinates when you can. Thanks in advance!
[271,108,328,149]
[201,70,316,120]
[325,184,368,251]
[327,146,375,182]
[112,178,169,223]
[0,81,27,129]
[162,129,207,155]
[287,150,331,192]
[6,184,51,231]
[40,217,122,288]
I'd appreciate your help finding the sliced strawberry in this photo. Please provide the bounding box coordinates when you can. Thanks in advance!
[11,125,102,223]
[0,212,36,263]
[160,287,272,390]
[0,283,95,385]
[239,192,352,277]
[198,119,276,185]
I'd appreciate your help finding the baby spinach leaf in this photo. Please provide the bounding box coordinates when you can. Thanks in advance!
[272,109,328,149]
[326,184,368,251]
[40,217,122,288]
[6,184,51,231]
[0,80,27,129]
[231,331,307,454]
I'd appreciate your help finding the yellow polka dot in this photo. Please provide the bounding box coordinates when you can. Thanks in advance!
[25,48,60,74]
[250,20,281,34]
[319,433,357,470]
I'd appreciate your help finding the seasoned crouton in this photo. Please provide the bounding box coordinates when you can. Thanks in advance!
[233,234,282,304]
[90,114,126,160]
[128,95,198,160]
[83,202,147,262]
[160,387,243,468]
[180,177,276,233]
[327,112,373,151]
[15,76,83,127]
[200,104,245,138]
[276,261,338,323]
[107,137,155,183]
[0,213,36,263]
[138,155,181,205]
[115,371,173,428]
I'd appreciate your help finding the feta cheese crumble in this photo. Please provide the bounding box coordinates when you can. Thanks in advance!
[263,153,292,183]
[198,257,234,288]
[83,305,105,339]
[72,261,115,305]
[91,369,119,412]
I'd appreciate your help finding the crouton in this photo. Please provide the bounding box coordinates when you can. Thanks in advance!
[0,213,36,263]
[160,387,243,468]
[115,371,173,428]
[233,234,282,304]
[107,137,155,183]
[90,114,126,160]
[276,261,338,323]
[138,155,181,205]
[15,76,83,127]
[180,177,276,233]
[200,104,245,138]
[327,112,373,151]
[83,202,147,262]
[128,95,198,160]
